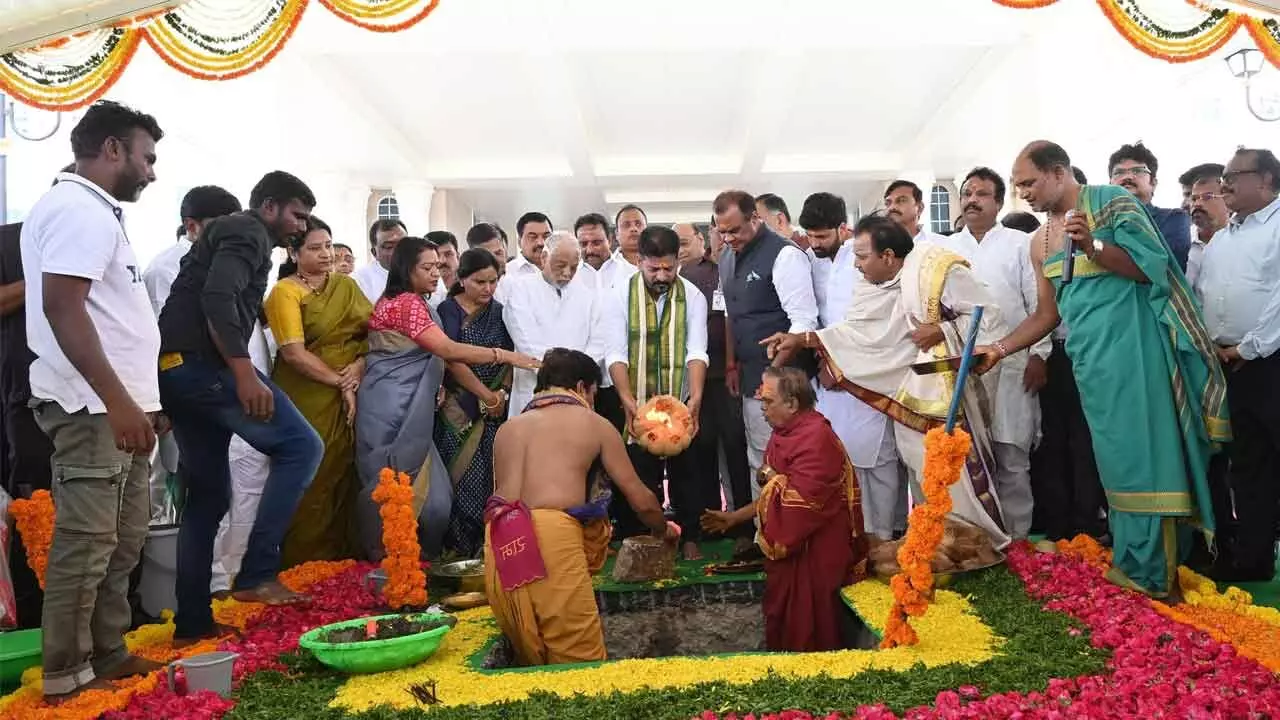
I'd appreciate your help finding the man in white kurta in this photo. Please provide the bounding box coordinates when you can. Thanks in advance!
[502,232,605,416]
[935,168,1046,539]
[800,193,904,540]
[765,215,1012,550]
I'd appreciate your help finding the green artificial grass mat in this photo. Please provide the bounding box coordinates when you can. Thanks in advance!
[227,565,1107,720]
[591,538,764,593]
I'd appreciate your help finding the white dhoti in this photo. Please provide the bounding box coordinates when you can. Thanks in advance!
[818,385,901,540]
[742,396,771,502]
[210,436,270,593]
[986,353,1039,540]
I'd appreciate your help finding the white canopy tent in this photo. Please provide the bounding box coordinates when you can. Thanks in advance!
[2,0,1277,267]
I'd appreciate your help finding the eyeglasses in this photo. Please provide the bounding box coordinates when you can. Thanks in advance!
[1110,167,1152,179]
[1189,192,1224,204]
[1222,169,1261,184]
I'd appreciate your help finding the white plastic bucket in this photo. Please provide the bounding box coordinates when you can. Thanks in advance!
[167,651,238,697]
[139,525,179,618]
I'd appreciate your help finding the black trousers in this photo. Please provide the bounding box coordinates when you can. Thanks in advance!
[610,444,711,541]
[1030,341,1107,541]
[1224,353,1280,572]
[594,386,626,435]
[693,381,754,535]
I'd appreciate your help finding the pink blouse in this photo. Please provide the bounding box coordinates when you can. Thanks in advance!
[369,292,436,338]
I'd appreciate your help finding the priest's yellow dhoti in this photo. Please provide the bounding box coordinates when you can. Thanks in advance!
[483,508,610,665]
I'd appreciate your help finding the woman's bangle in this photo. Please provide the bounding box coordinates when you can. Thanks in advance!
[491,347,501,364]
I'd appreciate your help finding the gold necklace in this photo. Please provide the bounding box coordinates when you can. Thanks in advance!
[297,271,327,294]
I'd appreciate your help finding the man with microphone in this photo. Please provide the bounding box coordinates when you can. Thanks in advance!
[978,140,1228,600]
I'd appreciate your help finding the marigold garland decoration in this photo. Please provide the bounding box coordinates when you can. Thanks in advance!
[996,0,1276,69]
[881,427,970,649]
[319,0,442,32]
[372,467,427,609]
[1247,17,1280,68]
[1097,0,1243,63]
[0,0,442,111]
[143,0,308,82]
[992,0,1060,7]
[8,490,54,589]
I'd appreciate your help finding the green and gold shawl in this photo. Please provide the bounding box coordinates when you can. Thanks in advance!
[1075,184,1230,447]
[626,271,688,404]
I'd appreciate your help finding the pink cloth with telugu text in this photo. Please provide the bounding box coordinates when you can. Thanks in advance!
[483,496,548,591]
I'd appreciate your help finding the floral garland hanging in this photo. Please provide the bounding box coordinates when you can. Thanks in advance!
[994,0,1276,69]
[8,490,54,589]
[144,0,308,82]
[1097,0,1243,63]
[371,467,427,609]
[0,0,441,111]
[319,0,442,33]
[1246,17,1280,68]
[0,28,143,112]
[881,427,970,649]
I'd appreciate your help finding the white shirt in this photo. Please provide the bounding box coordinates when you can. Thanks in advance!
[353,261,389,304]
[502,270,605,416]
[1195,195,1280,360]
[813,241,891,466]
[808,246,834,319]
[596,250,640,293]
[604,275,709,401]
[1186,235,1209,289]
[494,254,541,306]
[939,224,1051,360]
[939,223,1045,450]
[427,277,448,309]
[21,173,162,414]
[142,236,192,317]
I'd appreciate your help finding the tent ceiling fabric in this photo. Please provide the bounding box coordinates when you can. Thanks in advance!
[0,0,1275,111]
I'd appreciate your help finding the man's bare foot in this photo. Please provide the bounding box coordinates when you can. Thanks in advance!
[97,655,165,681]
[232,580,309,606]
[44,676,115,705]
[173,623,239,649]
[682,541,703,561]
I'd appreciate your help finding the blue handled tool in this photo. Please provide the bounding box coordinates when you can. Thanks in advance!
[944,305,985,434]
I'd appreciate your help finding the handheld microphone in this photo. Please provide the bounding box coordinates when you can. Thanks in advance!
[1061,210,1077,285]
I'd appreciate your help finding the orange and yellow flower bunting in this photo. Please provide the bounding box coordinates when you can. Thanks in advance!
[0,0,441,112]
[995,0,1278,68]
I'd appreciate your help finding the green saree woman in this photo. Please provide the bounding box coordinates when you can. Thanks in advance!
[265,223,372,567]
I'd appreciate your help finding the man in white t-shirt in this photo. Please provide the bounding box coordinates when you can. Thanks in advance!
[352,218,407,303]
[21,101,167,700]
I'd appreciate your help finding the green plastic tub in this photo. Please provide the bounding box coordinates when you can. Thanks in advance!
[0,629,41,687]
[298,612,452,674]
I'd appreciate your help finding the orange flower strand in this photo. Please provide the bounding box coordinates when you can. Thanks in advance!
[372,468,427,609]
[881,427,970,649]
[1153,600,1280,672]
[8,490,54,589]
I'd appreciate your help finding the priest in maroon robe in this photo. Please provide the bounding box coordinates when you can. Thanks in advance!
[755,366,869,652]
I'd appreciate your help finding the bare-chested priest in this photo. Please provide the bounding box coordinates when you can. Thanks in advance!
[484,347,677,666]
